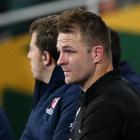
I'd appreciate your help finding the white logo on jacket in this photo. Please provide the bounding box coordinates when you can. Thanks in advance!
[46,97,60,115]
[51,97,60,109]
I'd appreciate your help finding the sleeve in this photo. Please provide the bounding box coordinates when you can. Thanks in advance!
[20,125,32,140]
[20,109,34,140]
[0,108,14,140]
[80,103,125,140]
[52,86,80,140]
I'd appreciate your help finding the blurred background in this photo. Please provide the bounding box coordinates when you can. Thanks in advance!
[0,0,140,139]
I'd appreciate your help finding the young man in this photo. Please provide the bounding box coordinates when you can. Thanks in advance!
[57,8,140,140]
[20,15,80,140]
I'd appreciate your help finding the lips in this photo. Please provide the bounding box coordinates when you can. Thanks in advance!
[62,67,71,75]
[62,67,69,72]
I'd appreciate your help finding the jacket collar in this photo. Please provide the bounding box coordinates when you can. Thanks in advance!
[47,65,65,93]
[33,65,65,107]
[81,69,121,107]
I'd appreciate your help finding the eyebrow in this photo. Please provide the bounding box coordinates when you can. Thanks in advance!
[63,46,74,49]
[56,45,72,49]
[57,45,74,50]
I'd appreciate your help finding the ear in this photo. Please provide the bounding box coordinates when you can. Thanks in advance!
[42,51,52,66]
[91,45,104,63]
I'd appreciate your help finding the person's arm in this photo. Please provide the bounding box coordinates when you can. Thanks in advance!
[0,108,14,140]
[80,103,125,140]
[53,86,80,140]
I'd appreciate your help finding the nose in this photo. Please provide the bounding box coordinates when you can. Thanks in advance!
[27,51,31,59]
[57,53,66,66]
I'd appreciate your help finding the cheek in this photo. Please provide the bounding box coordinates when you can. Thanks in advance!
[70,60,86,77]
[69,59,80,70]
[32,57,42,70]
[76,57,93,74]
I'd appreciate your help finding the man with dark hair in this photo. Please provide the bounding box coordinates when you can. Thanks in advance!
[57,8,140,140]
[20,15,80,140]
[110,28,140,93]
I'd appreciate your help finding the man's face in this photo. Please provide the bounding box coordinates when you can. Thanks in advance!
[57,32,95,88]
[28,32,44,80]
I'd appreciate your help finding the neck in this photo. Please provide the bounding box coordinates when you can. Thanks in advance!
[41,64,56,84]
[82,60,113,92]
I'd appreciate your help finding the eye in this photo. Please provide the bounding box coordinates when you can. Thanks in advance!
[64,50,75,54]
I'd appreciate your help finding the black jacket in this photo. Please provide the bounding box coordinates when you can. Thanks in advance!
[71,69,140,140]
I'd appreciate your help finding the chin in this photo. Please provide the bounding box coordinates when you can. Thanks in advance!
[65,78,70,84]
[32,76,36,80]
[65,78,75,84]
[32,74,38,80]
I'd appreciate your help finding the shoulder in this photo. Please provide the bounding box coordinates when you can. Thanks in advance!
[57,84,80,108]
[102,79,140,112]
